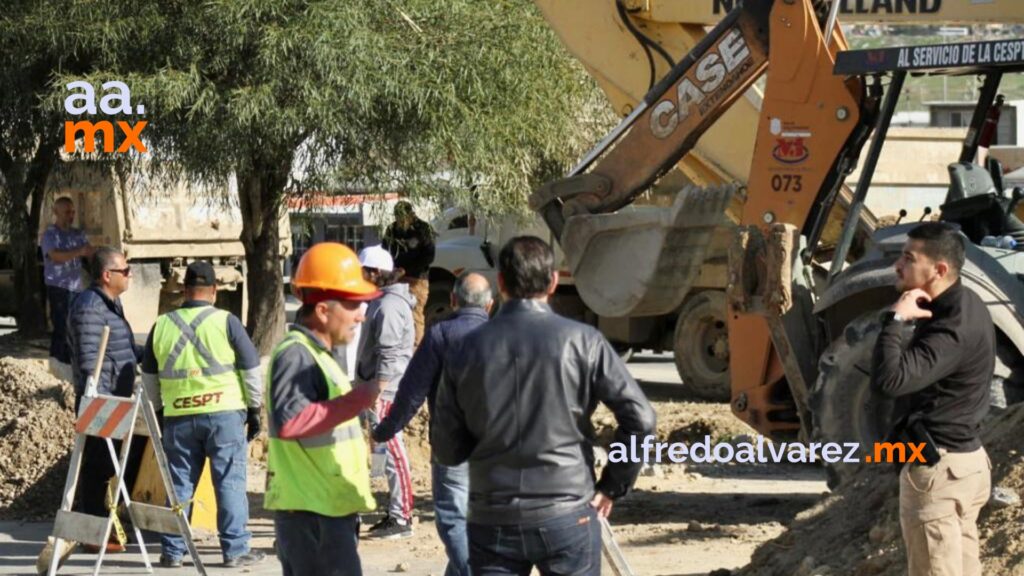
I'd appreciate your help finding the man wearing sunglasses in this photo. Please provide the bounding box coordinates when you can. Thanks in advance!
[66,246,143,554]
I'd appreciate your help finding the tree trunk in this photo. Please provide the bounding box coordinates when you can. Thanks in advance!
[238,155,291,355]
[2,142,56,338]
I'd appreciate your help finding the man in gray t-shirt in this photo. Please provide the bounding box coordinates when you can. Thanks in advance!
[40,197,93,377]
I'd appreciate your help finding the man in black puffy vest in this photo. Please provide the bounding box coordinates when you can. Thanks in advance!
[67,246,143,553]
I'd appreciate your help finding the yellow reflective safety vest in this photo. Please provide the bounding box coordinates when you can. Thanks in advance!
[264,330,375,517]
[152,306,247,417]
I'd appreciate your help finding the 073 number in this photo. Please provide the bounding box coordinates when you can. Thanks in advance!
[771,174,802,192]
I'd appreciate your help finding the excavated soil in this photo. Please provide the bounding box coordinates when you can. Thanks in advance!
[739,404,1024,576]
[0,357,76,520]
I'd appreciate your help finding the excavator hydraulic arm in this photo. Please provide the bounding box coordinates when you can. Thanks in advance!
[530,0,873,440]
[529,2,773,239]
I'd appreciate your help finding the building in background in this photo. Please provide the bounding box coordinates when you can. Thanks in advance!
[285,192,438,280]
[927,100,1023,146]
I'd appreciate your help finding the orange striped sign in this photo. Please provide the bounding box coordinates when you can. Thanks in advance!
[75,395,136,439]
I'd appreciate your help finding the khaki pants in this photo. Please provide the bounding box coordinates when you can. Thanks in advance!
[402,276,429,346]
[900,446,991,576]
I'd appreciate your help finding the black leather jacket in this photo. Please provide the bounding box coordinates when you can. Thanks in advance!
[432,299,656,525]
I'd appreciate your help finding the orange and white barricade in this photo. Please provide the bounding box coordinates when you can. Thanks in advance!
[42,327,206,575]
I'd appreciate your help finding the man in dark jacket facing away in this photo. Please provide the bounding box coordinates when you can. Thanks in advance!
[373,272,493,576]
[871,222,994,576]
[67,246,143,553]
[433,236,656,576]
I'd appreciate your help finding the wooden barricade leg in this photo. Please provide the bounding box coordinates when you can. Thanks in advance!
[43,387,207,576]
[137,390,207,576]
[103,427,153,572]
[45,434,87,576]
[601,517,636,576]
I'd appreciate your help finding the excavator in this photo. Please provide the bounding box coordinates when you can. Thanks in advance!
[530,0,1024,479]
[528,0,1024,403]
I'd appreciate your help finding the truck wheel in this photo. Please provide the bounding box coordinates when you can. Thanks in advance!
[810,312,902,488]
[811,311,1024,488]
[425,279,454,328]
[673,291,730,402]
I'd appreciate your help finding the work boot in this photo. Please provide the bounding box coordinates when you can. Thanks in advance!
[159,555,183,568]
[224,550,266,568]
[366,515,413,540]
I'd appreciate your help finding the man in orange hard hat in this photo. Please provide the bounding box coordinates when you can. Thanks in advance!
[264,242,382,576]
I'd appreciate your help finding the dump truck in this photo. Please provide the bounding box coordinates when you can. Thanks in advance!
[531,0,1024,482]
[0,162,291,335]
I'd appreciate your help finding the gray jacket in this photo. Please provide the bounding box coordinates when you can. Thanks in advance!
[356,283,416,399]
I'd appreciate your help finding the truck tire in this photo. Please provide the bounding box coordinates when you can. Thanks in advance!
[810,312,902,488]
[811,311,1024,488]
[673,291,730,402]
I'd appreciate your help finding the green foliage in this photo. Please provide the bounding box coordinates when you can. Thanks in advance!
[9,0,614,219]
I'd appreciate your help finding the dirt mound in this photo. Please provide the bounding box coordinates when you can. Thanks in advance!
[738,405,1024,576]
[0,357,76,520]
[592,400,752,446]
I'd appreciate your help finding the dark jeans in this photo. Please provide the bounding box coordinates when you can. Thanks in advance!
[468,506,601,576]
[275,511,362,576]
[432,461,469,576]
[161,411,251,562]
[47,285,75,362]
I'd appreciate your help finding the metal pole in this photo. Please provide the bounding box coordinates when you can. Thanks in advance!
[957,72,1003,165]
[824,0,844,46]
[829,71,906,279]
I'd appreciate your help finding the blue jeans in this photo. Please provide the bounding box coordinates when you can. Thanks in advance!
[275,511,362,576]
[432,461,469,576]
[468,506,601,576]
[160,411,250,562]
[47,285,75,362]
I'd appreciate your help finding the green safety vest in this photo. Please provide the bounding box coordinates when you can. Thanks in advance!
[264,330,375,517]
[153,306,247,417]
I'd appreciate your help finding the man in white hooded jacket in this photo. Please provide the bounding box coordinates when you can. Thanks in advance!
[356,245,416,540]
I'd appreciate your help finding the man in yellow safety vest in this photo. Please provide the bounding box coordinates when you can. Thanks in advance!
[265,242,382,576]
[141,260,265,569]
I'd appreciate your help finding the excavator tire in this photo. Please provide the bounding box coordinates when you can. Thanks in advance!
[809,312,902,488]
[673,291,730,402]
[810,310,1024,488]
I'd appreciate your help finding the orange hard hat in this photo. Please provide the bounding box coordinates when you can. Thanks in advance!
[292,242,380,303]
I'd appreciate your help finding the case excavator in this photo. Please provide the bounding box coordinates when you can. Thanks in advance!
[524,0,1024,402]
[531,0,1024,482]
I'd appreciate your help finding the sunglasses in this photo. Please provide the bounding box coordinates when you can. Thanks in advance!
[108,267,132,276]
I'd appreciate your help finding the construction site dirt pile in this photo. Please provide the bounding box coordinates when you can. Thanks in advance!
[0,357,75,520]
[738,404,1024,576]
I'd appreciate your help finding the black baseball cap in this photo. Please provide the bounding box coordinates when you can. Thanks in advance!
[185,261,216,287]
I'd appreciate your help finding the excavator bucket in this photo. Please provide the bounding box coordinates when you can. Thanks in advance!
[562,184,736,318]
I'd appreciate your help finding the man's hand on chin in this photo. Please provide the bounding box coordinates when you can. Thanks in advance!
[892,288,933,321]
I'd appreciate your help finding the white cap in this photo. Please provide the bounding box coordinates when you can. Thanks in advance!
[358,245,394,272]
